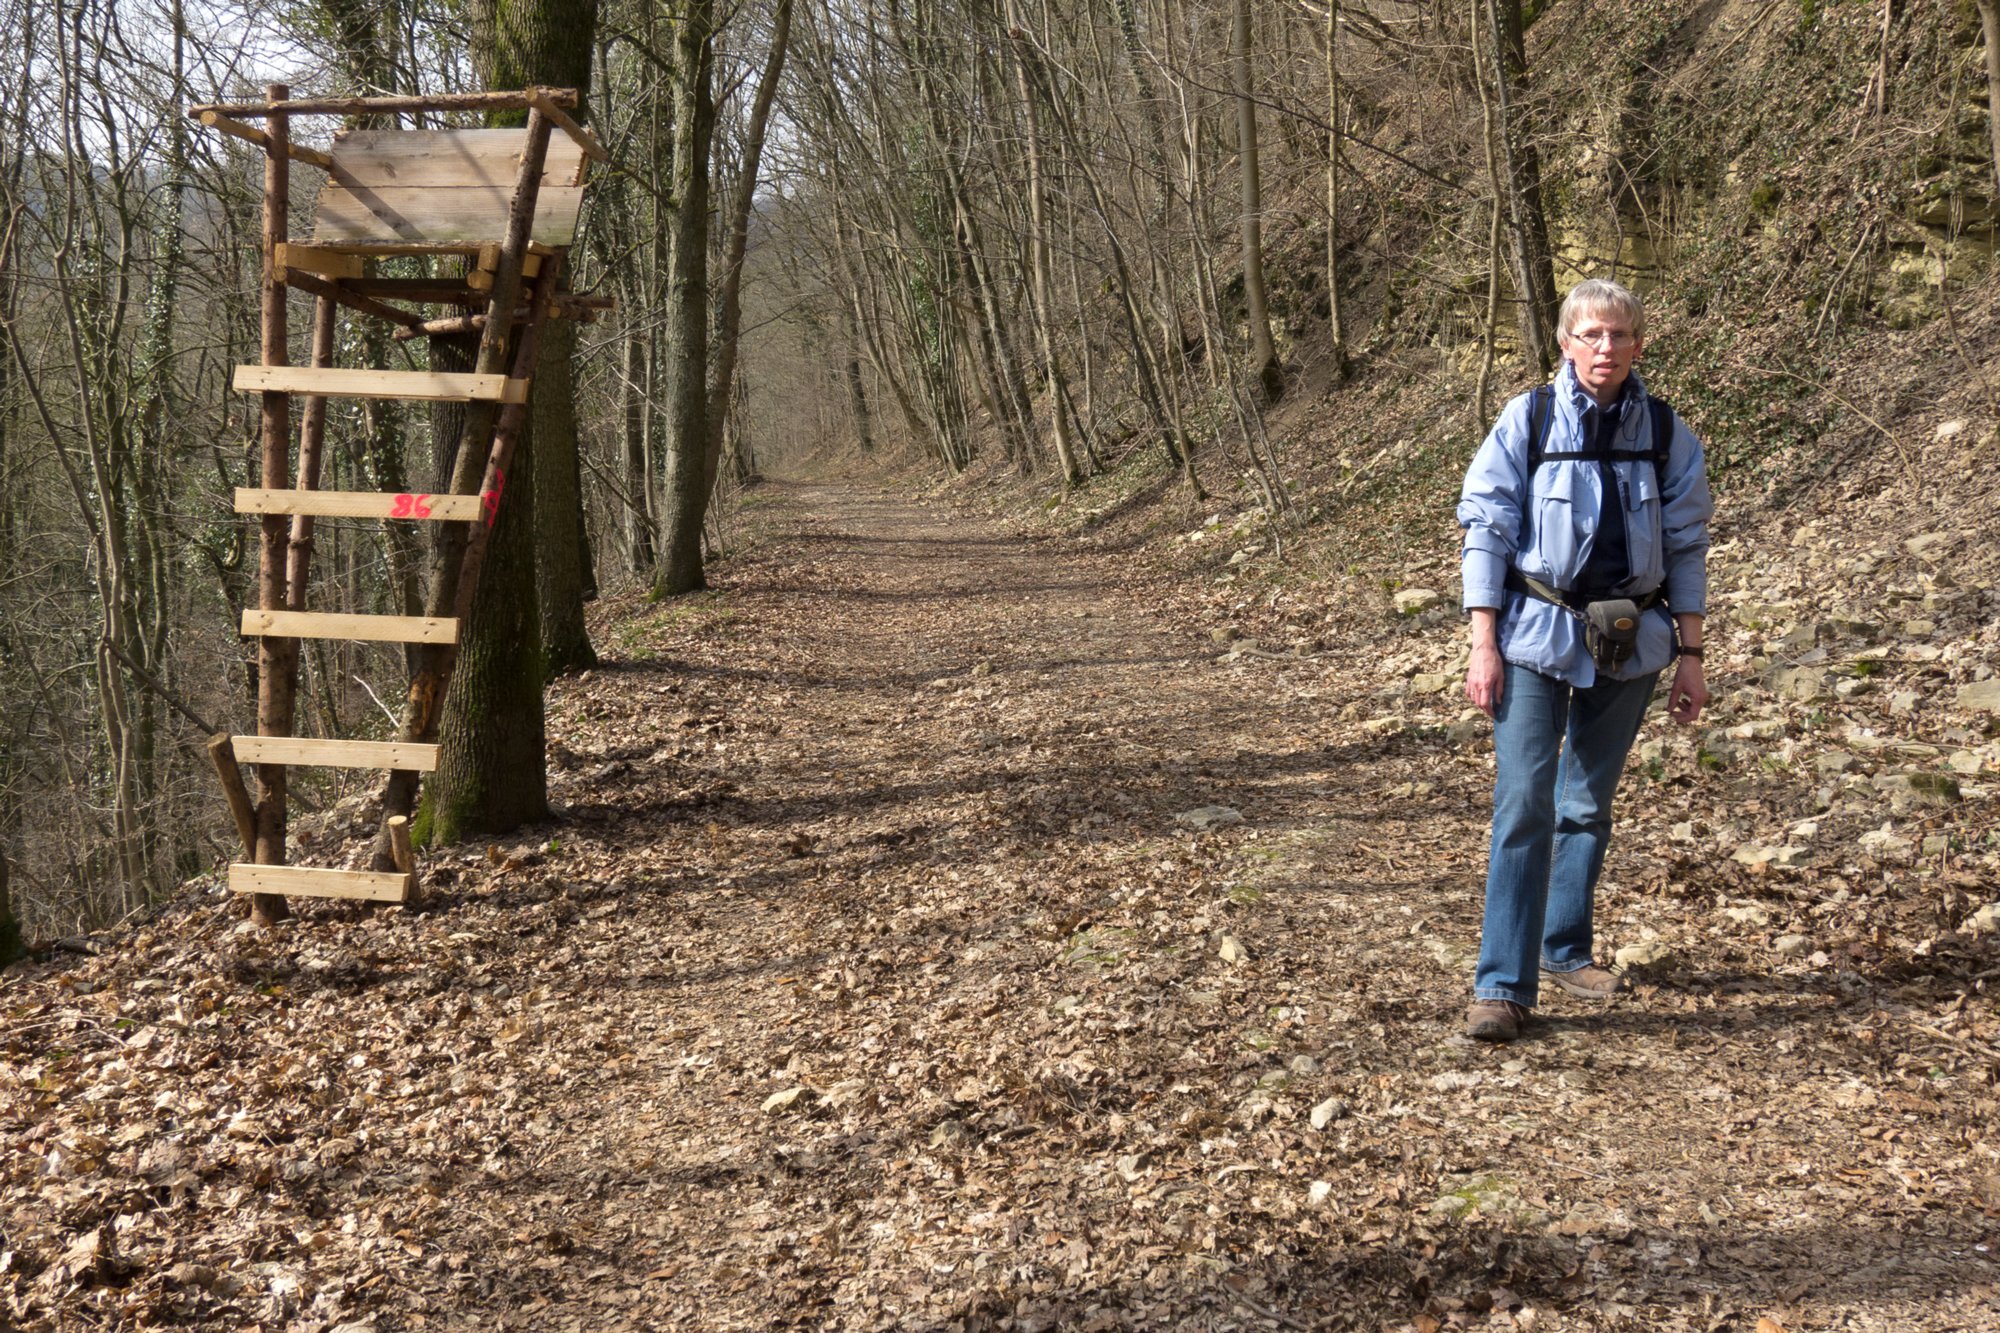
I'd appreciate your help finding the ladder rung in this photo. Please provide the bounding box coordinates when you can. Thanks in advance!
[229,863,412,903]
[231,735,439,772]
[232,365,529,404]
[235,488,484,521]
[240,609,458,644]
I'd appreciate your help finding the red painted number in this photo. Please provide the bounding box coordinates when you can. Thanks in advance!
[389,492,433,519]
[481,469,507,527]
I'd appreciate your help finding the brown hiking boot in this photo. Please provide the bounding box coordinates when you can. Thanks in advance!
[1545,962,1625,1000]
[1465,999,1527,1043]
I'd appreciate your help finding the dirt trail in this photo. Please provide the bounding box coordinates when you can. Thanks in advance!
[4,482,1995,1332]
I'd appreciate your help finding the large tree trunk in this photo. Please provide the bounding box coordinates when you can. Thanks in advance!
[476,0,599,669]
[406,0,592,840]
[1231,0,1283,403]
[415,329,548,842]
[653,0,718,597]
[532,315,597,672]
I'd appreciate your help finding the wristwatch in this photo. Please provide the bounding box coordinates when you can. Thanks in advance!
[1678,646,1704,659]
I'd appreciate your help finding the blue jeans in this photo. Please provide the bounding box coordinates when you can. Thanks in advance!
[1474,660,1659,1007]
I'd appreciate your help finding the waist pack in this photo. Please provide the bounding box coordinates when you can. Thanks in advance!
[1506,570,1664,673]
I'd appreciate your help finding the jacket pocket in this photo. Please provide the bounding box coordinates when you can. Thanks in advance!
[1623,462,1664,588]
[1527,464,1587,585]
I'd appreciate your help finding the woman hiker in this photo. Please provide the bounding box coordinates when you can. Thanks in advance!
[1456,277,1714,1043]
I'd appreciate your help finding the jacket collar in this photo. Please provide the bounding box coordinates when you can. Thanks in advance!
[1557,360,1647,419]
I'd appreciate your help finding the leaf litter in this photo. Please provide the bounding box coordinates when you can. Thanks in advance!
[3,481,1998,1331]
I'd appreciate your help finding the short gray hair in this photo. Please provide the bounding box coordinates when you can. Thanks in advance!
[1558,278,1646,341]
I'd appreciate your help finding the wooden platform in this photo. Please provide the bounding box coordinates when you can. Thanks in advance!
[313,129,587,249]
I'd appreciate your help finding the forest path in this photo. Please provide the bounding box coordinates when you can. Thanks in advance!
[465,482,1992,1331]
[5,482,1994,1332]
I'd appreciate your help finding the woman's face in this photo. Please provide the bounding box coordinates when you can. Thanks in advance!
[1559,304,1644,404]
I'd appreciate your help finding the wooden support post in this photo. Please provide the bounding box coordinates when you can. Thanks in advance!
[196,110,336,170]
[249,84,294,929]
[524,88,611,176]
[207,734,258,858]
[392,310,514,341]
[387,815,417,903]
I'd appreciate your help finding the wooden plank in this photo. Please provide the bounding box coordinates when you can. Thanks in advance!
[275,242,363,280]
[191,87,578,120]
[231,365,528,404]
[240,609,458,644]
[231,735,439,771]
[325,128,585,189]
[310,184,584,248]
[228,863,412,903]
[235,488,484,520]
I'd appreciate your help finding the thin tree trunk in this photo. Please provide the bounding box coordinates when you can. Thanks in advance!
[1472,0,1503,424]
[654,0,718,597]
[703,0,793,499]
[1979,1,2000,204]
[1487,0,1559,371]
[1006,0,1081,485]
[1231,0,1282,402]
[1324,0,1348,380]
[622,332,656,568]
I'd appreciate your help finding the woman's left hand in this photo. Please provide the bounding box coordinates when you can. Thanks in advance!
[1668,655,1708,723]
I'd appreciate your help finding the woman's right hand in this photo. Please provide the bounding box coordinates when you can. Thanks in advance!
[1465,641,1505,718]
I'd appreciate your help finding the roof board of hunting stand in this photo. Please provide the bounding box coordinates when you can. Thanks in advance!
[187,85,613,928]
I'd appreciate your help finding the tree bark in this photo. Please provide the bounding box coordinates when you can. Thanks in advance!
[653,0,718,597]
[474,0,599,670]
[1323,0,1348,380]
[703,0,793,500]
[1231,0,1283,403]
[1979,1,2000,205]
[532,314,598,672]
[1006,0,1082,485]
[416,338,549,842]
[0,849,19,967]
[1487,0,1559,372]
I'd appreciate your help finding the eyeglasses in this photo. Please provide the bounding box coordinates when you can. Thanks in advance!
[1564,328,1637,349]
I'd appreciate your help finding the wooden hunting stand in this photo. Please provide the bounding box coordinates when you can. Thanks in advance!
[191,86,609,923]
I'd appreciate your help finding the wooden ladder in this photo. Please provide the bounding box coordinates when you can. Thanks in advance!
[191,86,608,919]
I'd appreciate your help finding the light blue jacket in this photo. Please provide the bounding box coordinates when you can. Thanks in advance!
[1457,363,1713,687]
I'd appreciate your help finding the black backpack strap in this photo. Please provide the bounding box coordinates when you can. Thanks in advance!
[1525,384,1554,476]
[1646,393,1675,491]
[1528,388,1677,493]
